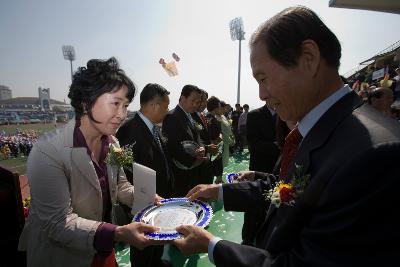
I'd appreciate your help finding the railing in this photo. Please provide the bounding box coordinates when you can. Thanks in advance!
[343,39,400,78]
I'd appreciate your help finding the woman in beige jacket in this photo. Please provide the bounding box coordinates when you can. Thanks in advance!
[19,58,160,267]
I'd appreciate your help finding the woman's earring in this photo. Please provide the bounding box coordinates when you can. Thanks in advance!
[83,104,88,114]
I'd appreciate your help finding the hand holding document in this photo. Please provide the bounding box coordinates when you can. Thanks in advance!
[131,163,156,215]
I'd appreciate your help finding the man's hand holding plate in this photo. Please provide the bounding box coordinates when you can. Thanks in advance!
[186,184,220,202]
[173,225,214,256]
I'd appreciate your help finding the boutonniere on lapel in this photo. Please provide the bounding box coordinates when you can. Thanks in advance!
[105,144,134,172]
[265,164,310,208]
[194,122,203,131]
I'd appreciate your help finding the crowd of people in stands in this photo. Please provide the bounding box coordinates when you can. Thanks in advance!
[348,66,400,119]
[0,130,37,159]
[0,111,57,124]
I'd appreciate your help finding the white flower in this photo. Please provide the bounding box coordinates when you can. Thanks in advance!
[270,191,281,207]
[194,122,203,131]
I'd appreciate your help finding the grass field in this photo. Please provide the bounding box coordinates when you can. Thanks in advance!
[0,122,67,174]
[0,123,62,135]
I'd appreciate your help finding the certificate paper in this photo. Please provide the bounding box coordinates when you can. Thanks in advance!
[130,163,156,215]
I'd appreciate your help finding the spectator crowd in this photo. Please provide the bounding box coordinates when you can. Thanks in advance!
[0,129,38,160]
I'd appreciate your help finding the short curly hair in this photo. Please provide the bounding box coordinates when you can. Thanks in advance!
[68,57,136,121]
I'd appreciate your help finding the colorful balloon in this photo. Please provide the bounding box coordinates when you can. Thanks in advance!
[159,53,180,76]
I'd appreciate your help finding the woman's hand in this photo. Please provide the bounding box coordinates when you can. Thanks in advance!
[154,194,163,207]
[114,222,162,249]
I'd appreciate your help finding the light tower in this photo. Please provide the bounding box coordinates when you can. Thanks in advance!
[62,45,76,82]
[229,17,245,104]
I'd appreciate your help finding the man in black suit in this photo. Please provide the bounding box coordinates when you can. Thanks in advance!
[172,6,400,267]
[247,104,280,173]
[230,103,242,152]
[116,83,173,267]
[241,104,280,245]
[162,84,206,197]
[191,89,217,185]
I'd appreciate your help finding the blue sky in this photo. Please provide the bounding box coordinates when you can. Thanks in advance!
[1,0,399,111]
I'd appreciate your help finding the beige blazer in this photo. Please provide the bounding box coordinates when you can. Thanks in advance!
[18,120,134,267]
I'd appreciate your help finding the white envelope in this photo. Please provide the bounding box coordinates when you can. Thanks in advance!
[130,162,156,215]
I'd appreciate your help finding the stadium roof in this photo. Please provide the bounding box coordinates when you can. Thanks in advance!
[0,97,66,105]
[329,0,400,14]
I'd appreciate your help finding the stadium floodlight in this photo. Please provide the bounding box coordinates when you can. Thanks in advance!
[62,45,76,82]
[229,17,245,104]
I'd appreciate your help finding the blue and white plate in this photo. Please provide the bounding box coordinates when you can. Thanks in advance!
[227,173,239,183]
[133,198,213,240]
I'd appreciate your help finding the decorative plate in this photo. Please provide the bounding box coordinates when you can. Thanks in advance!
[181,140,200,156]
[227,173,240,183]
[132,198,213,240]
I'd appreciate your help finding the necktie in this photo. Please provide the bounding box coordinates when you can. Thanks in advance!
[152,125,163,149]
[152,125,171,179]
[279,126,303,180]
[200,113,208,129]
[187,113,195,126]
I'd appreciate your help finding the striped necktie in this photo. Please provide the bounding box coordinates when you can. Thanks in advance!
[152,125,163,149]
[152,125,171,179]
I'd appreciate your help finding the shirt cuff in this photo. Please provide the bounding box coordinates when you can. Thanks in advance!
[94,223,117,252]
[208,237,222,265]
[218,184,223,202]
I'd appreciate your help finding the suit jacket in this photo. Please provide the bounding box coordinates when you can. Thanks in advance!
[192,112,214,184]
[247,104,280,173]
[116,113,174,198]
[214,91,400,267]
[162,105,203,196]
[18,120,134,267]
[192,112,211,147]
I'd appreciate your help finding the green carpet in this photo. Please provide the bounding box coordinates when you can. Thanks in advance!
[116,150,250,267]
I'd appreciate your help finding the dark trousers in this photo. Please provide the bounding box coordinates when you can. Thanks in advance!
[238,125,247,151]
[199,159,214,184]
[232,127,241,152]
[212,158,223,177]
[241,208,267,246]
[171,166,201,197]
[130,245,164,267]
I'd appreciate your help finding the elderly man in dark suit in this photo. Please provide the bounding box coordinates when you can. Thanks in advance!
[172,6,400,267]
[116,83,173,267]
[162,84,206,197]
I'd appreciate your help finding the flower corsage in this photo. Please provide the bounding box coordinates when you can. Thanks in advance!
[265,164,310,208]
[23,196,31,218]
[105,144,134,172]
[194,122,203,131]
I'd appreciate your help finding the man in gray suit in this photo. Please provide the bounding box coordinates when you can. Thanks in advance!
[172,6,400,267]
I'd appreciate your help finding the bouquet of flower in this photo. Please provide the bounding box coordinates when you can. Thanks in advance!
[105,144,134,172]
[23,196,31,218]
